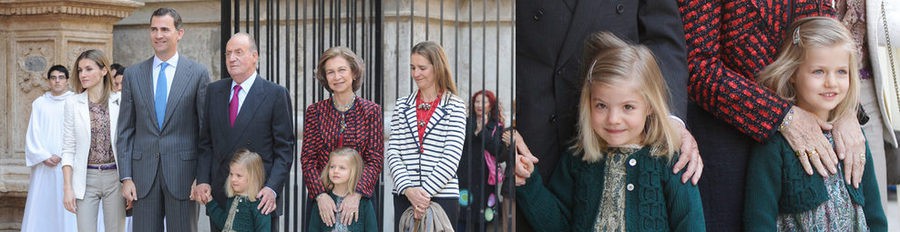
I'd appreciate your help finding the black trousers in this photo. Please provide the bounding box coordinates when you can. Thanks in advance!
[393,194,459,231]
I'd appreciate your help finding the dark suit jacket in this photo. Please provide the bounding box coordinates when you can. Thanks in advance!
[197,75,295,216]
[117,55,210,200]
[516,0,688,182]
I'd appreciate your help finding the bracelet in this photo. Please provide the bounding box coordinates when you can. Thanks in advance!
[779,108,795,131]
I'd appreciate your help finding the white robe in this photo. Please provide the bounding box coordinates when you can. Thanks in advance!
[22,91,77,232]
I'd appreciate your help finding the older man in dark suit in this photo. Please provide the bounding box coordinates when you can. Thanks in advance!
[193,32,295,232]
[117,7,210,232]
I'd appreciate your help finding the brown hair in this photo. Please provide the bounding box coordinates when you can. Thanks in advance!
[315,46,365,92]
[71,49,114,105]
[411,41,458,95]
[151,8,183,29]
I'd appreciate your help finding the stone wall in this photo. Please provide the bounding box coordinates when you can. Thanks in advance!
[0,1,142,230]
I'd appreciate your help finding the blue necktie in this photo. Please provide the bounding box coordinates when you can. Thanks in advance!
[155,62,168,129]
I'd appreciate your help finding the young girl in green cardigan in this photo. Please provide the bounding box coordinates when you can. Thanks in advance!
[203,149,271,232]
[746,16,887,231]
[308,147,378,231]
[514,32,706,232]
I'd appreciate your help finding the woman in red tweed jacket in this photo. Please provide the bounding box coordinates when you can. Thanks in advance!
[677,0,868,230]
[300,47,384,228]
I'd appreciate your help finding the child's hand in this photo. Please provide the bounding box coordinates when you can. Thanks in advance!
[316,193,337,227]
[191,183,212,204]
[339,193,361,225]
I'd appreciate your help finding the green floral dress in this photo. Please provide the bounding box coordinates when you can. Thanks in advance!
[593,146,641,232]
[776,132,868,231]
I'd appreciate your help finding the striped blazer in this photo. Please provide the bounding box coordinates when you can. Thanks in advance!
[387,92,467,198]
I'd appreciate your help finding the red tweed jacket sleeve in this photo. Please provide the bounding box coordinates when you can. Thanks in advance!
[301,103,328,199]
[678,0,835,142]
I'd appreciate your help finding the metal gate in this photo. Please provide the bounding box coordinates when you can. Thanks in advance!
[219,0,515,231]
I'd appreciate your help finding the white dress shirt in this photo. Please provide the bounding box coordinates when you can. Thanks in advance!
[229,72,258,114]
[152,53,180,98]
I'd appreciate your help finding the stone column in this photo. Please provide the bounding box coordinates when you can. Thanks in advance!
[0,0,141,230]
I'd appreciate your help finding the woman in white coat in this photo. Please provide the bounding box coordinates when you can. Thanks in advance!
[21,65,76,232]
[61,49,126,232]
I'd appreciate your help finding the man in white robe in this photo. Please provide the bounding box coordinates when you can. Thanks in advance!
[21,65,76,232]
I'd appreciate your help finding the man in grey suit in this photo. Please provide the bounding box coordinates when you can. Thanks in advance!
[117,7,210,232]
[193,33,294,232]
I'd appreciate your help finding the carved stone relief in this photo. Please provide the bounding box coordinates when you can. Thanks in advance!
[15,40,52,95]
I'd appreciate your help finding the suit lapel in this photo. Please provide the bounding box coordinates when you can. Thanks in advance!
[555,0,598,69]
[76,94,90,136]
[137,58,159,130]
[422,94,450,141]
[402,93,421,148]
[228,76,269,148]
[108,93,120,155]
[210,81,233,153]
[161,58,193,130]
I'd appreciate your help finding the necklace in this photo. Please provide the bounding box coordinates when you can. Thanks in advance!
[417,96,438,111]
[333,95,356,112]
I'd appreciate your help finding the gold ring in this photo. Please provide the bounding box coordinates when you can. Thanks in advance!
[807,149,818,157]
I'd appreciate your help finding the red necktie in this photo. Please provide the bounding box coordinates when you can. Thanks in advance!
[229,85,242,127]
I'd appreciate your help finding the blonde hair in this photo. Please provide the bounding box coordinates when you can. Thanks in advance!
[411,41,458,95]
[226,149,266,201]
[572,32,681,163]
[315,46,366,92]
[72,49,114,105]
[757,17,859,123]
[318,147,364,194]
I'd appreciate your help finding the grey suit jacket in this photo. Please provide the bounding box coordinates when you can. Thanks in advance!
[117,55,210,199]
[197,75,295,216]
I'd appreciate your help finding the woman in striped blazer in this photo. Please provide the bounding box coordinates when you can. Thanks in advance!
[387,41,467,231]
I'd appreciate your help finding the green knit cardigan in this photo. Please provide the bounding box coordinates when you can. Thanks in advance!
[307,193,379,232]
[743,133,887,232]
[206,196,272,232]
[516,147,706,232]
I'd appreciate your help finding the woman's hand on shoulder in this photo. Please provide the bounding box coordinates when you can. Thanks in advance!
[780,106,838,177]
[832,110,866,188]
[339,193,362,225]
[316,193,337,227]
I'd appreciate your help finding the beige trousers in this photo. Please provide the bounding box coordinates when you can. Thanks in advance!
[76,168,126,232]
